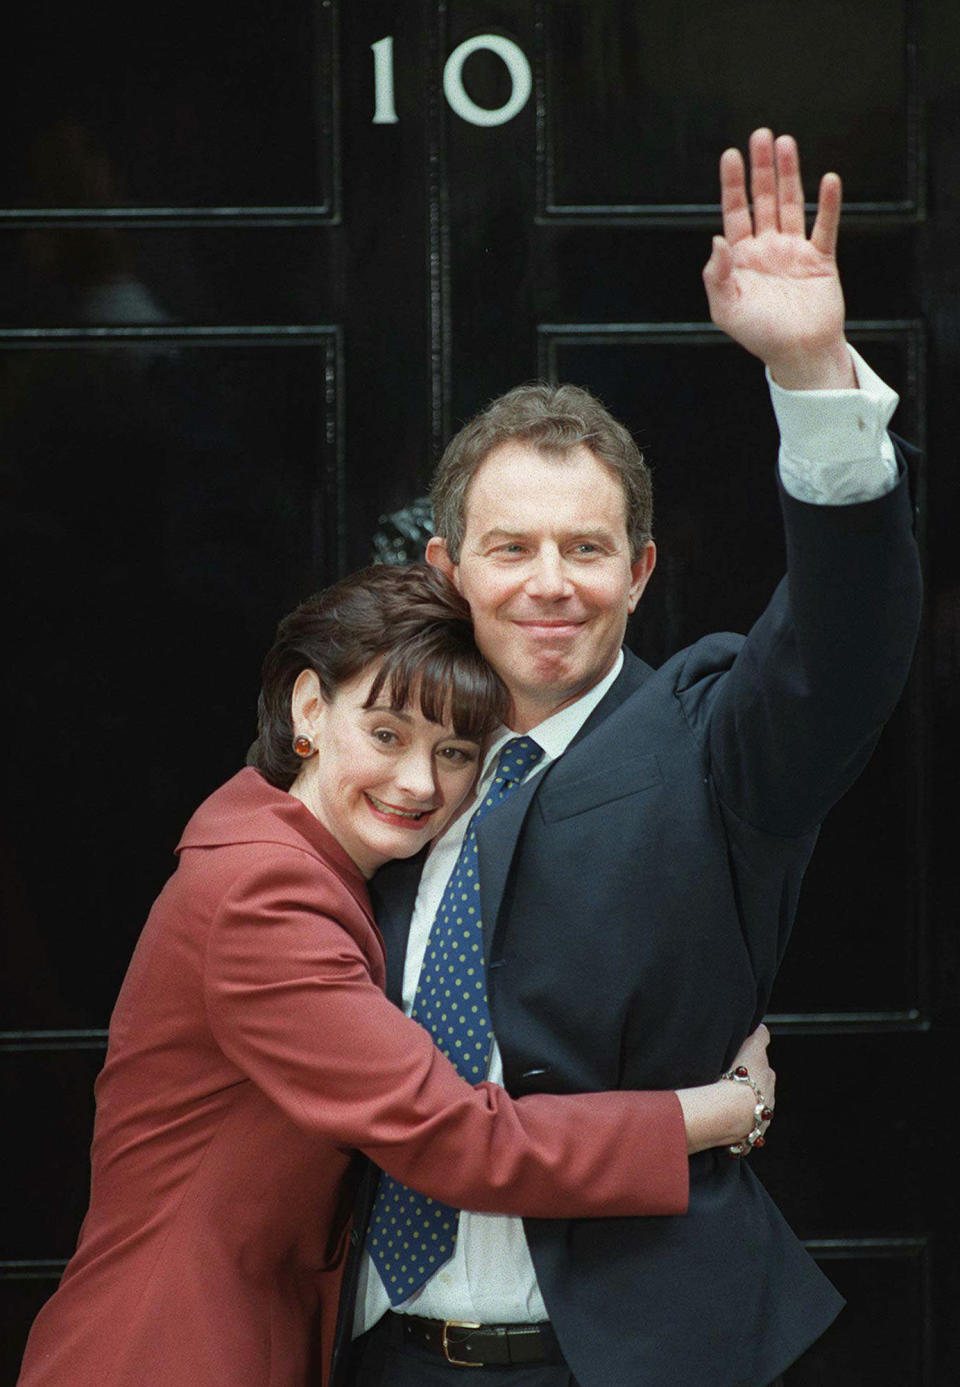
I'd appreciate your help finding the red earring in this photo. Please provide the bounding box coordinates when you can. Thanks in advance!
[292,733,314,758]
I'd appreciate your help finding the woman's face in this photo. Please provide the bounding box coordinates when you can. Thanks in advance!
[290,662,483,877]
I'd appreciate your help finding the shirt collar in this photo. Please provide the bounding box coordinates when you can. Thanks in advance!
[482,649,625,777]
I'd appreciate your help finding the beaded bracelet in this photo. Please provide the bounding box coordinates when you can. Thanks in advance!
[720,1065,774,1157]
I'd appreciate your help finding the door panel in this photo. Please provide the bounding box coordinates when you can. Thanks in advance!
[2,1,956,1382]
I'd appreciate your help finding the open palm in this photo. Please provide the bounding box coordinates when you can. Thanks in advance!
[703,130,854,391]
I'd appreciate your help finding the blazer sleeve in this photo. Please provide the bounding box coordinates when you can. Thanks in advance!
[204,847,688,1217]
[680,462,922,837]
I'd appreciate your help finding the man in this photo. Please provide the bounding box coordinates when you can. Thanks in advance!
[333,130,922,1387]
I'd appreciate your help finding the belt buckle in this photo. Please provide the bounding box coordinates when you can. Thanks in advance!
[441,1319,482,1367]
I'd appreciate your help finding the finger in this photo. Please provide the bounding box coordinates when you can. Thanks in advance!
[774,134,806,237]
[718,147,752,244]
[749,127,778,234]
[810,171,842,258]
[702,235,734,297]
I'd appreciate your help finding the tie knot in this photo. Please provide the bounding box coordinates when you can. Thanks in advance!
[496,736,544,786]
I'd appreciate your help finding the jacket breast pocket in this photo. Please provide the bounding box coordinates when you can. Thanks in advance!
[537,752,663,823]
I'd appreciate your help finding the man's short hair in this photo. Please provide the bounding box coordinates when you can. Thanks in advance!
[429,382,653,562]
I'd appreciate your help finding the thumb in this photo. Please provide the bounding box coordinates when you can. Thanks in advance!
[702,235,734,295]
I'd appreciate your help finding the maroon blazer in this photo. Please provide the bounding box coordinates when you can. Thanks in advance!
[18,768,687,1387]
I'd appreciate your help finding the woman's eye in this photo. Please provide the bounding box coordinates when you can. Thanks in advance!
[372,728,398,745]
[439,745,477,765]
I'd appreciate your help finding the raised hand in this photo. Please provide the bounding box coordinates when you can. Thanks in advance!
[702,128,856,390]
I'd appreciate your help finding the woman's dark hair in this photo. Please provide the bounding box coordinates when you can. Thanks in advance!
[248,563,508,789]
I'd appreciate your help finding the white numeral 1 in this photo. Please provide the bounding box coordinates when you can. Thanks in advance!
[371,36,398,125]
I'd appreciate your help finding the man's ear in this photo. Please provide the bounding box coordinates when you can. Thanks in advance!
[290,668,326,740]
[425,536,458,585]
[626,540,657,613]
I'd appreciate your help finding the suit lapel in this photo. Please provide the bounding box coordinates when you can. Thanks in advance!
[474,651,654,959]
[568,647,653,751]
[368,848,427,1005]
[475,773,542,959]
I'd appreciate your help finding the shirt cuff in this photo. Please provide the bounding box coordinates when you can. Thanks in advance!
[770,345,900,505]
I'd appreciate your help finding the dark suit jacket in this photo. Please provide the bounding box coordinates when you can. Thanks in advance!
[17,771,688,1387]
[335,470,922,1387]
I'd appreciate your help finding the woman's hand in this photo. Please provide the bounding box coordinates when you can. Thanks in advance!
[729,1023,776,1112]
[675,1024,776,1155]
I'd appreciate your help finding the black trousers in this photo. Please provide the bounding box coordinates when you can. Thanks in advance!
[343,1318,802,1386]
[344,1317,578,1387]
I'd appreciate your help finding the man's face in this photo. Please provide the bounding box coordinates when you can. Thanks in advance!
[427,442,656,731]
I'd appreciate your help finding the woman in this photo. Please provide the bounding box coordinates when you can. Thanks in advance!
[17,563,772,1387]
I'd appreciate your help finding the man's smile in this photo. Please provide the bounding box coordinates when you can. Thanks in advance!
[512,617,587,633]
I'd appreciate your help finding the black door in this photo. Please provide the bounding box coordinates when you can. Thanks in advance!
[2,2,957,1382]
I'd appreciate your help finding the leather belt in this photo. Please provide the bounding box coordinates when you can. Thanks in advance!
[383,1311,557,1367]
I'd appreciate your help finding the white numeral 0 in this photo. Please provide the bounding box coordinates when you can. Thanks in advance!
[372,34,532,128]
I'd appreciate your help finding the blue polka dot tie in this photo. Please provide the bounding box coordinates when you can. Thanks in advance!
[366,736,544,1305]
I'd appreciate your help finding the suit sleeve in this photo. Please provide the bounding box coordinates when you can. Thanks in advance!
[680,460,922,837]
[204,848,688,1217]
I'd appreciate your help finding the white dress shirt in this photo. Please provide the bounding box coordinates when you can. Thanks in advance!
[354,346,901,1334]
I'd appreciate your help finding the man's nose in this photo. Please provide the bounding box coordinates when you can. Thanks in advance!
[524,547,570,599]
